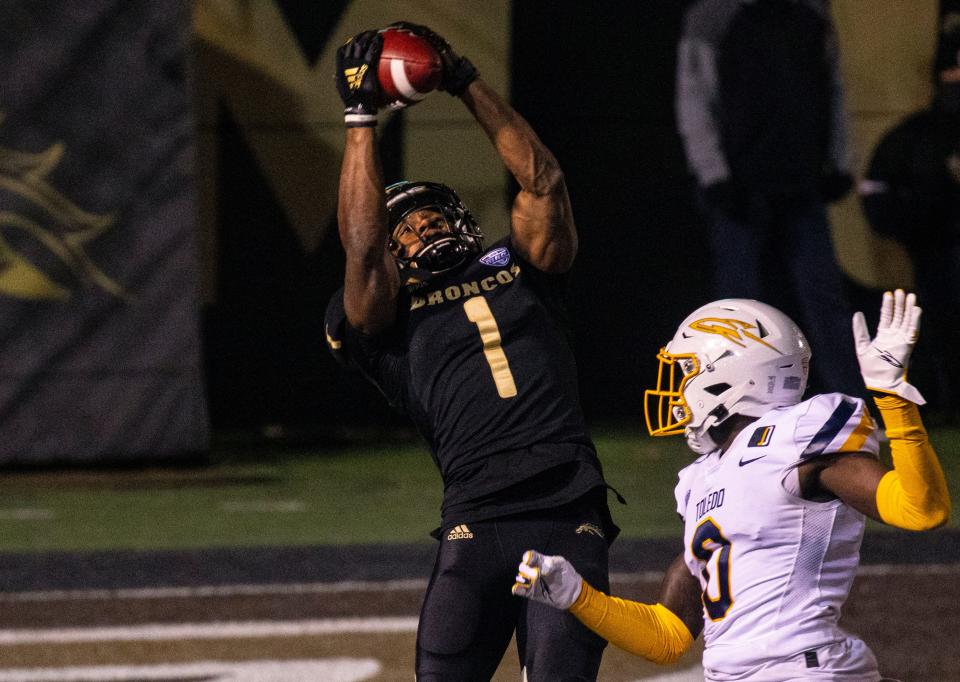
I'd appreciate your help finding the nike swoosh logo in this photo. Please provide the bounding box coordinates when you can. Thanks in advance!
[739,455,766,467]
[875,348,904,368]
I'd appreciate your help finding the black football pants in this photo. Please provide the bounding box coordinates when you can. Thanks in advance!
[415,494,610,681]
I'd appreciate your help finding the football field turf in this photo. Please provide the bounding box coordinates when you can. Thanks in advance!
[0,425,958,679]
[0,425,957,552]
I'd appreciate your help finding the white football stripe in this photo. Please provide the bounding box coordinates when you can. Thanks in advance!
[389,59,428,101]
[0,508,54,520]
[0,659,380,681]
[0,617,419,644]
[0,579,429,602]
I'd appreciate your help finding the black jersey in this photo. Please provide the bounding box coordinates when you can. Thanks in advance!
[325,237,607,528]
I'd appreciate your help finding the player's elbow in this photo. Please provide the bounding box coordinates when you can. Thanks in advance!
[649,646,688,667]
[629,635,692,666]
[524,238,577,273]
[916,500,951,530]
[885,500,952,531]
[523,164,566,198]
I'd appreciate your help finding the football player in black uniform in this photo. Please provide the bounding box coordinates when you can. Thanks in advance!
[329,23,619,682]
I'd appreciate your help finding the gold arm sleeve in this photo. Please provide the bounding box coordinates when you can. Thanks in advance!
[569,580,693,665]
[874,395,952,530]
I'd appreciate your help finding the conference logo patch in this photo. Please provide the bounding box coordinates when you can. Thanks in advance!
[479,247,510,267]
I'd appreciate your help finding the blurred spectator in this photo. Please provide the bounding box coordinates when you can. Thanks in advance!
[859,15,960,418]
[676,0,863,397]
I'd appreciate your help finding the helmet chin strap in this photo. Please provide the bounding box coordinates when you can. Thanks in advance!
[399,236,469,287]
[685,428,718,455]
[684,378,754,454]
[684,406,726,454]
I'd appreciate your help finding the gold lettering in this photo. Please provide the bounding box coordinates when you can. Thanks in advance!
[410,296,426,310]
[496,270,513,284]
[462,280,481,296]
[463,296,518,398]
[445,286,462,301]
[510,263,520,277]
[481,277,497,291]
[428,290,444,306]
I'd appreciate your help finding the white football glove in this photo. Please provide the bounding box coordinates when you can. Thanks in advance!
[511,549,583,610]
[852,289,925,405]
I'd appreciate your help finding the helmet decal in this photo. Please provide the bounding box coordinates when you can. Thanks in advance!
[688,318,783,354]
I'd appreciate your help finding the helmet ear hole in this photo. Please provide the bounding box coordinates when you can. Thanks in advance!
[704,382,731,396]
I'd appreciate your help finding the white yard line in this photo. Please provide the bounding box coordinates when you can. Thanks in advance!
[0,659,380,681]
[0,578,430,602]
[0,617,420,645]
[0,508,54,520]
[0,658,705,682]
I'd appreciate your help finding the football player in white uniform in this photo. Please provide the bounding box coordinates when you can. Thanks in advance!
[513,291,951,681]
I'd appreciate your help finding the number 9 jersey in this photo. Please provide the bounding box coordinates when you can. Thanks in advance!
[674,393,882,680]
[325,237,609,534]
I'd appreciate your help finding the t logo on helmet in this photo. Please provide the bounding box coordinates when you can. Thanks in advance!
[689,318,783,355]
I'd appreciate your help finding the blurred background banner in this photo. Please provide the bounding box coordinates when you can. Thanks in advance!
[0,1,208,462]
[0,0,951,462]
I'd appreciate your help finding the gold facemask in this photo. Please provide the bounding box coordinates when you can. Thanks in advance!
[644,349,700,437]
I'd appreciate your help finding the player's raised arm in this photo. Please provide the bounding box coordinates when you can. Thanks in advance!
[461,79,577,273]
[512,550,701,665]
[335,30,400,335]
[801,290,951,530]
[390,22,576,273]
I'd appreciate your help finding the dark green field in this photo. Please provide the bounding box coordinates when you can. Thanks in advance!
[1,426,957,552]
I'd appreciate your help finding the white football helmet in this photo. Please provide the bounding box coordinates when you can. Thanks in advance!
[644,299,811,454]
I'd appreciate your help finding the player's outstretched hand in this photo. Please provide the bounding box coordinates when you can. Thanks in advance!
[335,30,382,128]
[852,289,925,404]
[386,21,478,96]
[512,550,583,610]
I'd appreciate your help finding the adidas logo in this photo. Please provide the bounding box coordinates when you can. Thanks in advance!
[344,64,368,91]
[446,524,474,541]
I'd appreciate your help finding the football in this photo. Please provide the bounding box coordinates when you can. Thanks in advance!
[377,27,443,108]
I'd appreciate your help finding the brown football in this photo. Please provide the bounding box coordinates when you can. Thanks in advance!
[377,27,443,108]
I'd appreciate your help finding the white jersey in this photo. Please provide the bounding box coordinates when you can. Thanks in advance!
[674,393,882,680]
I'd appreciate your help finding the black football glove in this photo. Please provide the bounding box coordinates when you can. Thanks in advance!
[334,30,383,127]
[386,21,478,96]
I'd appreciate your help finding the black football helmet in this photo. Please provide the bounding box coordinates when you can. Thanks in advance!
[385,181,483,285]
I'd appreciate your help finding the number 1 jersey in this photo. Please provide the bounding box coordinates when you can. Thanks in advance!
[325,237,607,530]
[674,393,880,678]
